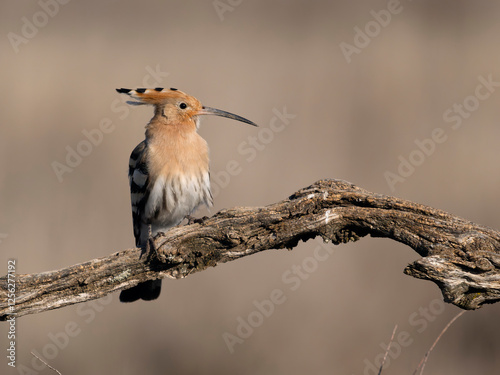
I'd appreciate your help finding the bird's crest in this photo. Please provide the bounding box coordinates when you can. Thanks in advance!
[116,87,186,106]
[116,87,258,127]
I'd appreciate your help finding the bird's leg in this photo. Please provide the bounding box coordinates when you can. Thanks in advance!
[146,225,160,261]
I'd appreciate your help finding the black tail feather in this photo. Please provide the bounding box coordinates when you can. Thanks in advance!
[119,279,162,303]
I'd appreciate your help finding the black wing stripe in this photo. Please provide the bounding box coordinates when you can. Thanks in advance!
[129,141,150,247]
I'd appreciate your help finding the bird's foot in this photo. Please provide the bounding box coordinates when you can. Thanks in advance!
[185,215,209,225]
[185,215,196,225]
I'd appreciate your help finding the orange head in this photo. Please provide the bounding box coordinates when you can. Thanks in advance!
[116,87,257,128]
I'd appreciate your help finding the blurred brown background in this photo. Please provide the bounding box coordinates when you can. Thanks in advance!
[1,1,500,374]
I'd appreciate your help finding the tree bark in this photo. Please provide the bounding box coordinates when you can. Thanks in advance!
[1,179,499,320]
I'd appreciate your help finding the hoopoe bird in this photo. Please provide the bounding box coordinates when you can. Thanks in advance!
[116,87,257,302]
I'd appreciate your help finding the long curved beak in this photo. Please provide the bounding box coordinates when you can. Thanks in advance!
[198,106,258,126]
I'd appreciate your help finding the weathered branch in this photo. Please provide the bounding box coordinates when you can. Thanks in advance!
[1,179,499,320]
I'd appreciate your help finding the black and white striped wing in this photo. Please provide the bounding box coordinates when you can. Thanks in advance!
[128,140,150,247]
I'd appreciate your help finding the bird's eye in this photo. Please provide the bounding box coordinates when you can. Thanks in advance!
[179,102,187,109]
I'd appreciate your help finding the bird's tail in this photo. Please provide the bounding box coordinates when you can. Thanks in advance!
[116,87,183,106]
[119,279,162,303]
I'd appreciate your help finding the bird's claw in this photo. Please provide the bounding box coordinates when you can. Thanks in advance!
[185,215,209,225]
